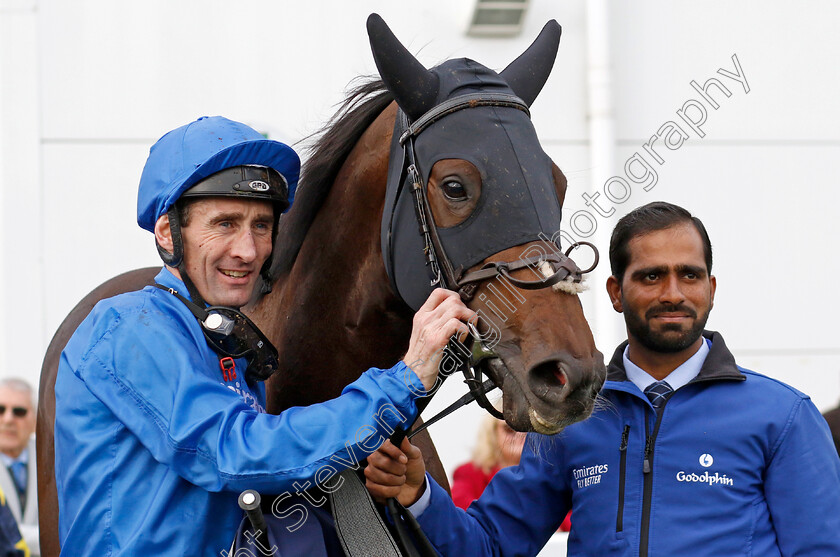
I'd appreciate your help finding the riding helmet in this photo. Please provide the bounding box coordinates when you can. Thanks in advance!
[137,115,300,233]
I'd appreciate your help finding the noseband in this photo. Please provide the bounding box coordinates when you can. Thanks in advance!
[387,92,599,420]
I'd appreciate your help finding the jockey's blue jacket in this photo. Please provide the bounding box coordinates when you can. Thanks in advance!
[55,268,424,556]
[417,332,840,556]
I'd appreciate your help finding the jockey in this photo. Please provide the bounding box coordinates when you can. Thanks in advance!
[54,116,475,556]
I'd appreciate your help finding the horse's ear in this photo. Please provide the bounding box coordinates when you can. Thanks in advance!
[367,13,440,121]
[500,20,562,107]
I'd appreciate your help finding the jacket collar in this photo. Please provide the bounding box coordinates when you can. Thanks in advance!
[152,267,194,301]
[606,330,745,384]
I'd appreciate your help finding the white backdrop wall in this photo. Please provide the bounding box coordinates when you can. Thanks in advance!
[1,0,838,485]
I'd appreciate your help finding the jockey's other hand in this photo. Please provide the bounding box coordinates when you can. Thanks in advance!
[365,438,427,507]
[403,288,475,392]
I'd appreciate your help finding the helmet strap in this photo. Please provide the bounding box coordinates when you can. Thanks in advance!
[179,265,208,309]
[154,206,208,307]
[257,262,273,296]
[254,210,281,297]
[156,207,184,267]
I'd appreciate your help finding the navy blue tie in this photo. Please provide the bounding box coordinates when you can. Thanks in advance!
[644,380,673,409]
[9,461,26,509]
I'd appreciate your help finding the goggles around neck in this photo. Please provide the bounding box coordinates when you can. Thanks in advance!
[153,284,279,382]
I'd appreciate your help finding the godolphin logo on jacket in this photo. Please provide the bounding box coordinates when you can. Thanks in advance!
[676,453,733,486]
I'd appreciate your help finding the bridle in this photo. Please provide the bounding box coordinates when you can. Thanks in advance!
[390,92,598,300]
[380,92,600,557]
[386,91,599,418]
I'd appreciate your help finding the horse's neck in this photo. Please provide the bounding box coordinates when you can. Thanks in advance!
[260,104,413,412]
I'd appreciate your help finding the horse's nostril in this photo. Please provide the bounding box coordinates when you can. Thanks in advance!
[531,360,568,391]
[554,366,567,387]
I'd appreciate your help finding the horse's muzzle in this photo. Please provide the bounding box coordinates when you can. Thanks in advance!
[525,353,606,430]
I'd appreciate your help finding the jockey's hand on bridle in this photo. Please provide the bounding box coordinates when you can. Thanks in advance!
[402,288,475,391]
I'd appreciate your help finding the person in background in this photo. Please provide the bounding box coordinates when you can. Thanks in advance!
[0,379,37,556]
[451,409,572,532]
[366,201,840,556]
[0,489,26,557]
[450,409,527,510]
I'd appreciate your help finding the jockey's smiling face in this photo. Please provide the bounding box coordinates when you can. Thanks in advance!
[157,197,274,308]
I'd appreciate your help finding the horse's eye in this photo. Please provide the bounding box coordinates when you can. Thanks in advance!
[441,180,467,201]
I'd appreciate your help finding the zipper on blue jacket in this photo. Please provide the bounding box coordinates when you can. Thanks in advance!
[616,424,630,532]
[639,401,667,556]
[642,434,653,474]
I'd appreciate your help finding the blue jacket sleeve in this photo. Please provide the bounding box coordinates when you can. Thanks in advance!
[72,303,424,494]
[417,438,568,556]
[764,396,840,555]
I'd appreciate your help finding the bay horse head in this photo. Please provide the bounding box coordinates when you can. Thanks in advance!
[366,14,606,434]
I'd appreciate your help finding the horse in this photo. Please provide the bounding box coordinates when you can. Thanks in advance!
[36,14,606,556]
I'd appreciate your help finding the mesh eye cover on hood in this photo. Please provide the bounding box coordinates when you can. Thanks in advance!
[137,116,301,232]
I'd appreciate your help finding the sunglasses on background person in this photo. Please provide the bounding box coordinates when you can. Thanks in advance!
[0,405,28,418]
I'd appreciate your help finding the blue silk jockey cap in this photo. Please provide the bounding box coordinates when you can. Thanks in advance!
[137,116,300,232]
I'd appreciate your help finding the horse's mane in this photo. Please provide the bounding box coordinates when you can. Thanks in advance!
[270,78,393,277]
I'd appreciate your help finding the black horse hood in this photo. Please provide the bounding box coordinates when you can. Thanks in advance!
[372,17,566,310]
